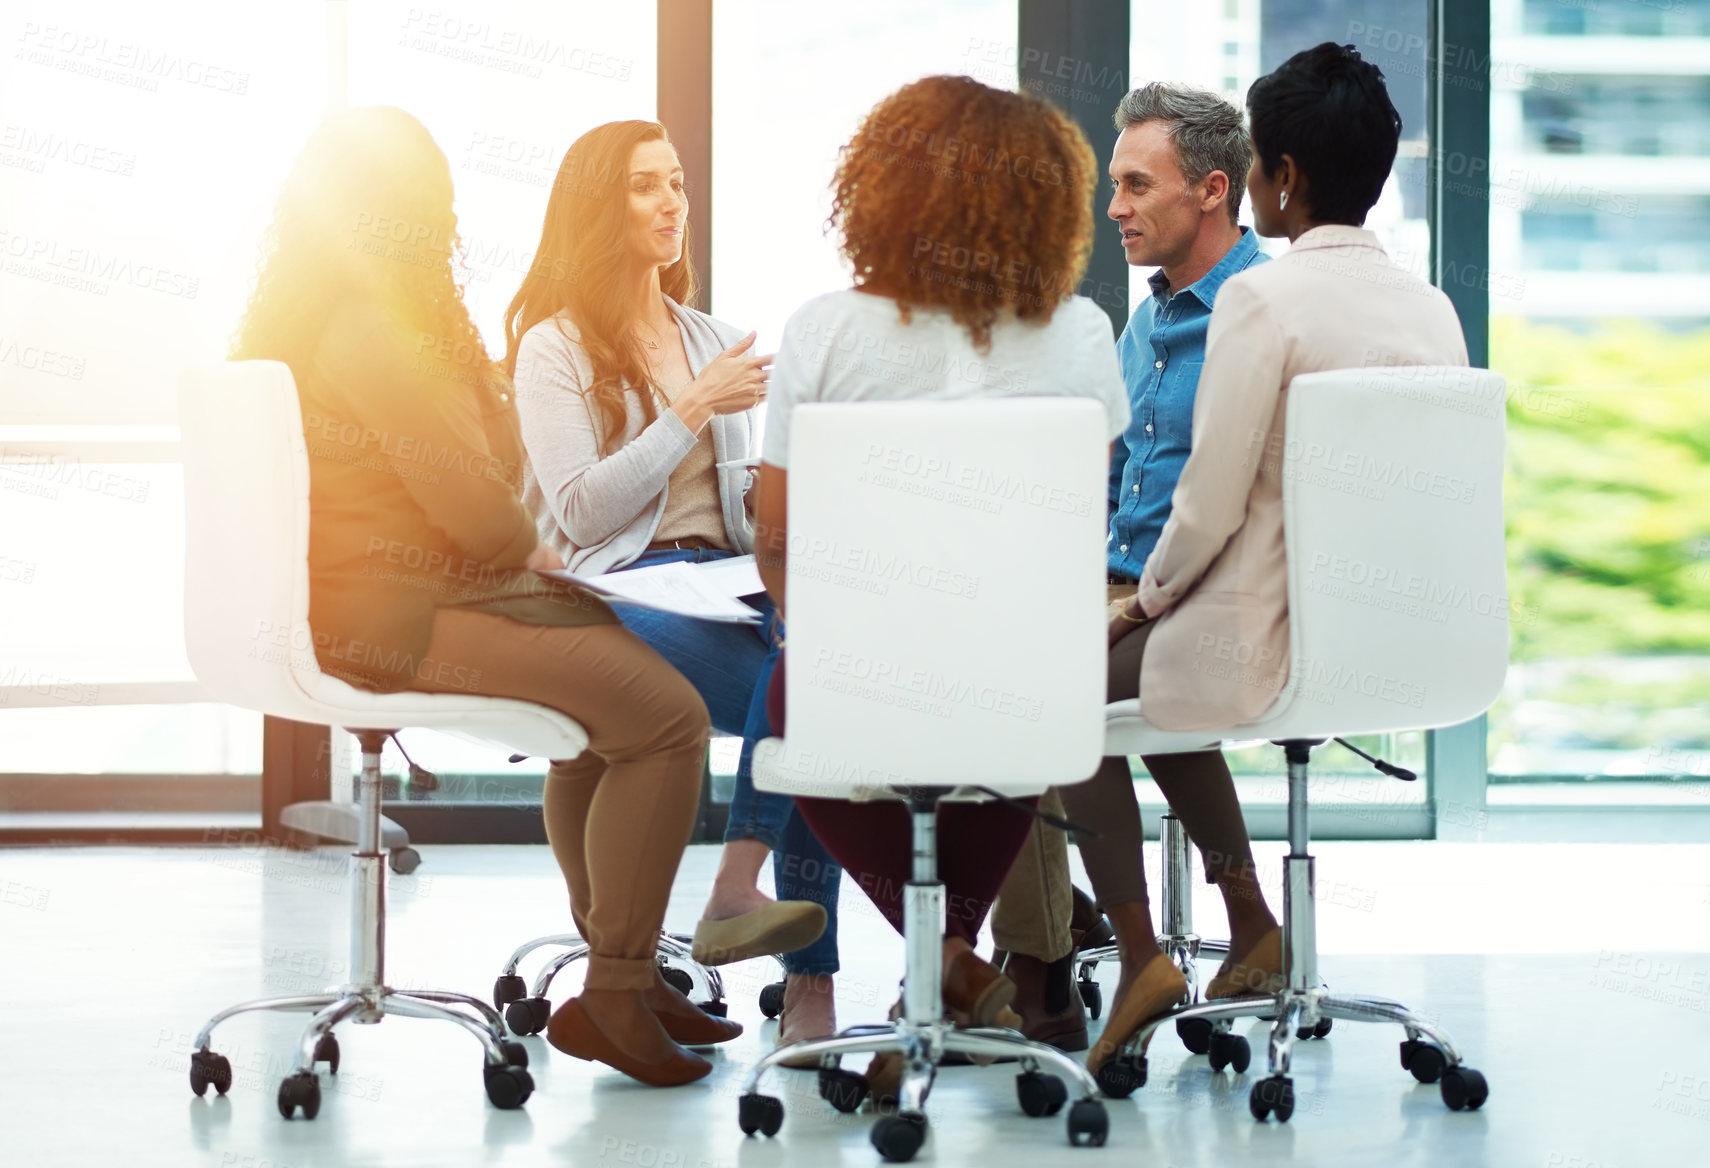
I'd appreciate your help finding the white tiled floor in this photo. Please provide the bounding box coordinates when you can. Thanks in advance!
[4,841,1709,1167]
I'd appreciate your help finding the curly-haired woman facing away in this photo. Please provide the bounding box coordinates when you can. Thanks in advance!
[233,106,723,1087]
[751,76,1131,1098]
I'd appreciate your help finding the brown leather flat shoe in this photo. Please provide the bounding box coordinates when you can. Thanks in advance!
[942,949,1017,1029]
[1205,927,1285,1000]
[546,997,712,1087]
[1085,954,1188,1077]
[653,1005,743,1047]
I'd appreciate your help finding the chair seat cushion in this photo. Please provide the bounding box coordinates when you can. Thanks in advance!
[293,671,588,759]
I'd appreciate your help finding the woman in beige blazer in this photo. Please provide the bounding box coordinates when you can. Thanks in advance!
[1073,43,1470,1078]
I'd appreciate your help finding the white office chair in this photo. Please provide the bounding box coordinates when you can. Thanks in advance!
[1090,366,1509,1121]
[734,400,1115,1162]
[178,359,579,1118]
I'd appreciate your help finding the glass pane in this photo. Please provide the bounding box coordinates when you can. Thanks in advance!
[1127,0,1432,323]
[0,453,194,684]
[711,0,1020,343]
[1488,2,1710,784]
[0,0,325,424]
[345,0,657,345]
[334,730,743,806]
[0,704,260,774]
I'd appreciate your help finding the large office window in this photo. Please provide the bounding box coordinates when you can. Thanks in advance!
[0,0,324,789]
[1486,0,1710,788]
[0,2,657,812]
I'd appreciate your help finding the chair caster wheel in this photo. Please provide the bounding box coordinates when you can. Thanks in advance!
[505,996,551,1036]
[870,1111,927,1162]
[1400,1039,1447,1083]
[312,1033,340,1074]
[189,1050,232,1097]
[1296,1015,1333,1040]
[1015,1070,1068,1117]
[1177,1015,1214,1054]
[1077,978,1103,1020]
[493,973,527,1009]
[1208,1030,1251,1074]
[758,981,786,1019]
[499,1040,529,1069]
[277,1071,321,1120]
[483,1063,533,1109]
[1440,1067,1489,1111]
[661,966,694,996]
[1249,1074,1294,1122]
[697,998,728,1017]
[1066,1098,1109,1147]
[738,1092,784,1137]
[1094,1053,1146,1098]
[818,1066,868,1113]
[388,846,421,875]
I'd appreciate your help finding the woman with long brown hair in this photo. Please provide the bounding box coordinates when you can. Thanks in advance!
[233,105,731,1087]
[503,120,843,1055]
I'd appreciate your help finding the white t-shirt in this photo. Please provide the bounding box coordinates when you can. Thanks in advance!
[761,289,1130,467]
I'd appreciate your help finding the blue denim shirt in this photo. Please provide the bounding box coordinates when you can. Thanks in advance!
[1107,228,1267,579]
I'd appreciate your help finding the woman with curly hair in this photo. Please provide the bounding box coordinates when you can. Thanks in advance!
[232,106,724,1087]
[501,120,844,1058]
[751,75,1131,1096]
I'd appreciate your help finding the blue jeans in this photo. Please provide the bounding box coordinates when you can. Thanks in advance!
[611,548,840,976]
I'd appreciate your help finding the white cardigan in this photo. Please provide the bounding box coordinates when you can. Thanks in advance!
[516,297,759,575]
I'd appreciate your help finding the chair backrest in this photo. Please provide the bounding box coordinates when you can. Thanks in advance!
[178,360,327,722]
[1247,365,1510,740]
[782,398,1109,793]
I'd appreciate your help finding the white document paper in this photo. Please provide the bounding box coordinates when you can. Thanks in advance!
[693,553,765,599]
[540,557,765,623]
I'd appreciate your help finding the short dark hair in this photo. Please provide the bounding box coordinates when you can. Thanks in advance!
[1245,42,1401,225]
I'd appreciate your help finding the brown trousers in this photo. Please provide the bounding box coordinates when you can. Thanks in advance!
[992,604,1233,960]
[408,608,710,990]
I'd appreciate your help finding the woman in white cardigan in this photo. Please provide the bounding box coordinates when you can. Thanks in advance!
[503,120,841,1052]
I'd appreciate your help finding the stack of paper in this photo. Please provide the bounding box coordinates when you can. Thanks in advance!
[539,555,766,623]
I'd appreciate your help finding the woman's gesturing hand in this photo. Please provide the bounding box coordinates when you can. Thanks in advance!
[674,331,773,432]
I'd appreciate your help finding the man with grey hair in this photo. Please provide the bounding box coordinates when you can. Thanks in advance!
[989,82,1274,1056]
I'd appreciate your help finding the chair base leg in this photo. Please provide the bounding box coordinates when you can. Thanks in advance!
[1112,739,1487,1121]
[490,929,729,1032]
[737,802,1112,1154]
[192,736,532,1118]
[190,981,531,1118]
[737,1019,1110,1151]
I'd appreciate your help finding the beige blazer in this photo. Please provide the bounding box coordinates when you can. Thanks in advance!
[1134,225,1470,731]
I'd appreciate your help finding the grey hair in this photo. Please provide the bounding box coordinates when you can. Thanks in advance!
[1114,83,1251,225]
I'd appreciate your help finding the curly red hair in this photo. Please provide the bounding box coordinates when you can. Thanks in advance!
[829,75,1098,350]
